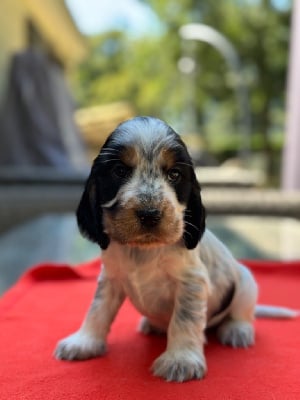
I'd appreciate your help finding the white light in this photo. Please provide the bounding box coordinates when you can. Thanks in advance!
[177,57,196,74]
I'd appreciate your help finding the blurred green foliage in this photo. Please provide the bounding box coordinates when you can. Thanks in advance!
[70,0,291,172]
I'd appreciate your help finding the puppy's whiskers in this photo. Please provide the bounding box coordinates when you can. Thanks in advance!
[175,161,193,167]
[102,147,119,153]
[184,220,199,232]
[183,229,193,239]
[100,152,120,157]
[101,158,121,163]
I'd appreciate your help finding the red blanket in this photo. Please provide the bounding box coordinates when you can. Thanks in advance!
[1,259,299,400]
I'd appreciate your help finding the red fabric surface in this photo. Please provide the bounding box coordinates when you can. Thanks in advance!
[0,258,299,400]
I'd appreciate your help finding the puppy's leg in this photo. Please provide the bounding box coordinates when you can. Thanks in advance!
[217,264,258,348]
[152,269,209,382]
[55,269,125,360]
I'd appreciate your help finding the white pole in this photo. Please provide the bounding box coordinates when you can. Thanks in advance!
[281,0,300,190]
[179,24,251,158]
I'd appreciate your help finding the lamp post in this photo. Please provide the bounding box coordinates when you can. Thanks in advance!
[179,23,251,158]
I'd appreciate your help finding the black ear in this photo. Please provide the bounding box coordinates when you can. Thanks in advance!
[183,171,206,250]
[76,176,110,250]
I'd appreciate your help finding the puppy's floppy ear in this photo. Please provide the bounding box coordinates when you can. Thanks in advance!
[183,170,206,250]
[76,175,110,250]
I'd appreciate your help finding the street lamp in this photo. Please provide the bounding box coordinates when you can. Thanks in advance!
[179,23,251,158]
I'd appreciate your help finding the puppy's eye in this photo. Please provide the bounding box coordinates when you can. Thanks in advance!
[167,168,181,184]
[112,163,131,179]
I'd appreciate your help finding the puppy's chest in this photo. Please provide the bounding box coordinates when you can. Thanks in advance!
[105,246,177,319]
[126,265,176,319]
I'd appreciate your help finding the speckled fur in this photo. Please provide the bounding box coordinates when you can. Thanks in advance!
[55,117,258,382]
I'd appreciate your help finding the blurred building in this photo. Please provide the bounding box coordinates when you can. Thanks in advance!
[0,0,88,169]
[0,0,86,100]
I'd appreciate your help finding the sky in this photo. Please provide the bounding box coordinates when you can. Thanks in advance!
[65,0,162,36]
[66,0,291,37]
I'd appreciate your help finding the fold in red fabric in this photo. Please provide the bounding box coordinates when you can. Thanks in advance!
[0,258,299,400]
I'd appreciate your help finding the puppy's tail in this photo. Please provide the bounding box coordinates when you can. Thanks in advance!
[255,304,299,319]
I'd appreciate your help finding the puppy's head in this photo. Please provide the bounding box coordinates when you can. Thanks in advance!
[77,116,205,250]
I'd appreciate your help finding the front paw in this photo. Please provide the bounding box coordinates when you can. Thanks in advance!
[152,349,207,382]
[54,331,107,361]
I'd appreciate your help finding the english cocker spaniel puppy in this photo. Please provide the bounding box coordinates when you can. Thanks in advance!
[55,116,296,382]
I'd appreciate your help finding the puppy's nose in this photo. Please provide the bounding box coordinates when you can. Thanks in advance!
[136,208,162,228]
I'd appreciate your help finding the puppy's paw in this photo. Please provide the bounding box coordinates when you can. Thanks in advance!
[152,349,207,382]
[138,317,166,335]
[217,319,254,348]
[54,331,107,361]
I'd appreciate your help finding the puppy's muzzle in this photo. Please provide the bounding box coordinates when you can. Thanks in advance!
[136,208,162,228]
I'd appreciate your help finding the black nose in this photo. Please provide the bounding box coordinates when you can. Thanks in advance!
[136,208,162,228]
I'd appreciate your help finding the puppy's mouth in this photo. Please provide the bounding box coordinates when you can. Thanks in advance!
[109,222,172,247]
[126,229,169,247]
[103,204,184,247]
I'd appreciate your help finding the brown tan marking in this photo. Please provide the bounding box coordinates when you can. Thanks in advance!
[158,148,176,170]
[120,145,139,167]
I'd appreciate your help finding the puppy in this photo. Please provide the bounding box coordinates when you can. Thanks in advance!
[55,116,295,382]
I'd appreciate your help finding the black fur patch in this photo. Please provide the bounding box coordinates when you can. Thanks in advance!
[76,136,132,249]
